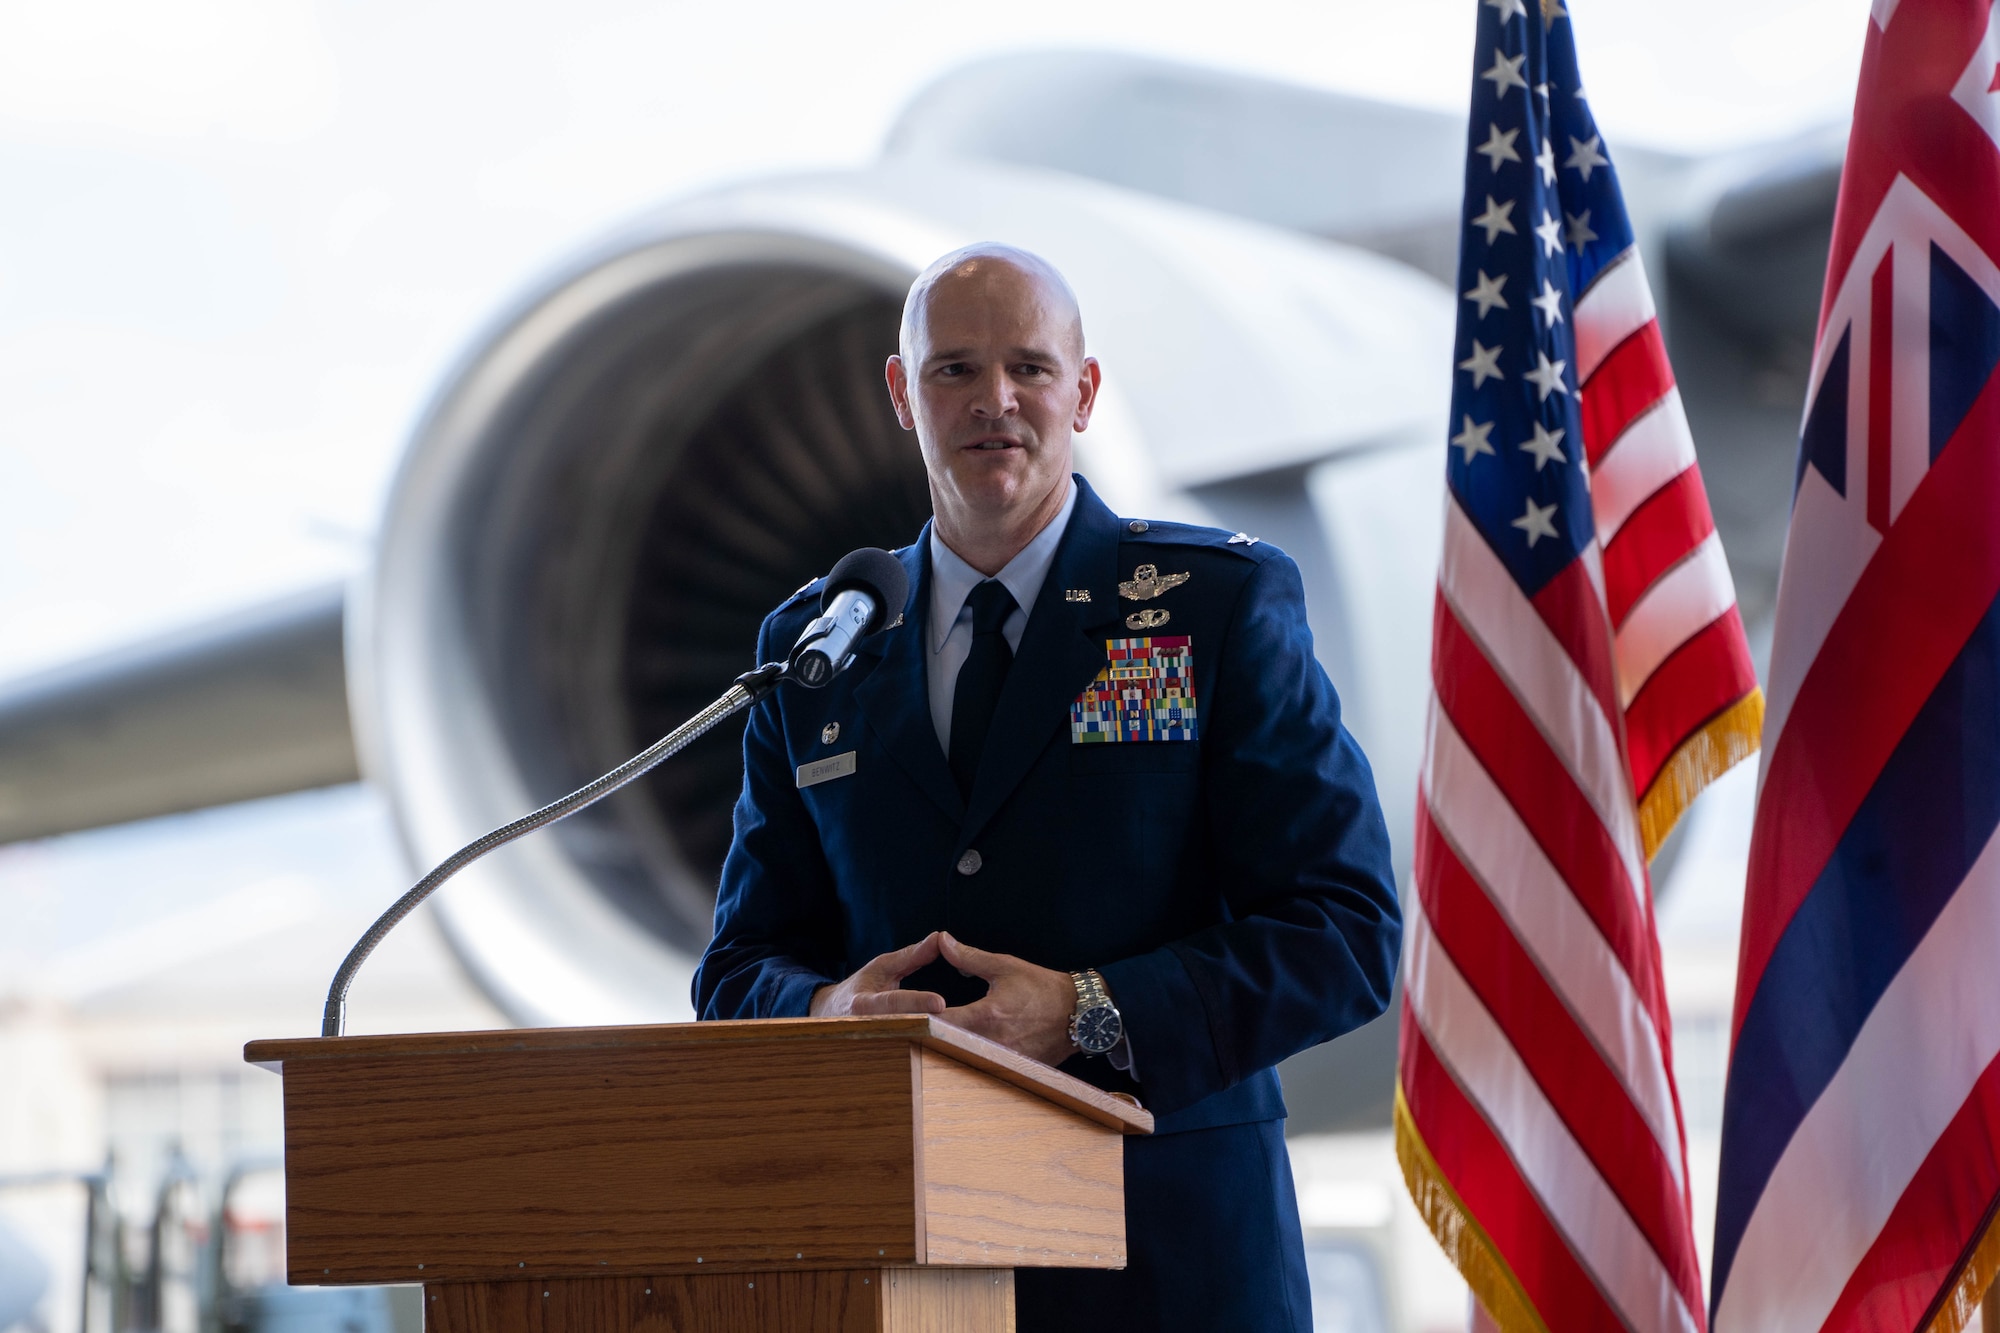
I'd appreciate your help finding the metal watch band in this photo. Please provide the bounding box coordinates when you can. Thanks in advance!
[1071,968,1112,1010]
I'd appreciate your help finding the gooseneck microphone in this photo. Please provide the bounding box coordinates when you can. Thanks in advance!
[320,547,908,1037]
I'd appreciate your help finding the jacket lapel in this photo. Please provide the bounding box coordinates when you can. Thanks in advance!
[960,476,1125,843]
[851,534,964,822]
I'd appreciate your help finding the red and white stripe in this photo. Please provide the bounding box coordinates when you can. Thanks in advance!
[1399,241,1755,1332]
[1715,825,2000,1332]
[1574,253,1756,797]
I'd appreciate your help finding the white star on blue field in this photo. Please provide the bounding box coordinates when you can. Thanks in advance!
[1449,0,1639,597]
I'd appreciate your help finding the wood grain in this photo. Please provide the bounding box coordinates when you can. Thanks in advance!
[258,1017,1138,1290]
[419,1271,1012,1333]
[281,1038,920,1283]
[430,1272,841,1333]
[878,1269,1014,1333]
[909,1046,928,1267]
[915,1050,1125,1270]
[247,1016,1152,1135]
[917,1022,1151,1136]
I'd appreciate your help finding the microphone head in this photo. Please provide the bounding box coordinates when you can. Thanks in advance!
[821,548,908,635]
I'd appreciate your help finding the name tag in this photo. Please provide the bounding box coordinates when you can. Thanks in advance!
[1070,636,1198,743]
[796,751,857,788]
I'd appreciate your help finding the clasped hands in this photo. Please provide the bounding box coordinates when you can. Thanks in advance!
[808,931,1078,1068]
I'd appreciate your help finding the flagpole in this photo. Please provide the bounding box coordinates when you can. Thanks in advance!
[1927,1209,2000,1333]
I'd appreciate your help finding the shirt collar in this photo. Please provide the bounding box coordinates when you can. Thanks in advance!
[928,477,1079,654]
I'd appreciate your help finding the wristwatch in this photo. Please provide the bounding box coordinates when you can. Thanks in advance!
[1068,969,1124,1056]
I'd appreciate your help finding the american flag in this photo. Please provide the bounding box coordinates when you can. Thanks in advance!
[1394,2,1762,1331]
[1712,1,2000,1329]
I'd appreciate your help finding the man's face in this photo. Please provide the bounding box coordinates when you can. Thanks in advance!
[886,258,1099,522]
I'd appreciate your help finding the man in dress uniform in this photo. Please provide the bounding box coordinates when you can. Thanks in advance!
[694,243,1401,1330]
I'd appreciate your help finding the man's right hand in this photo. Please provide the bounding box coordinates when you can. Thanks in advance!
[808,932,947,1016]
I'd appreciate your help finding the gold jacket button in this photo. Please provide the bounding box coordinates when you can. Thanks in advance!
[955,849,983,876]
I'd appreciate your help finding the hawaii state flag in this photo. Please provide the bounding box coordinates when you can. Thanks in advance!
[1711,1,2000,1330]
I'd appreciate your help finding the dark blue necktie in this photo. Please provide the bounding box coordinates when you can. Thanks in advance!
[948,579,1018,799]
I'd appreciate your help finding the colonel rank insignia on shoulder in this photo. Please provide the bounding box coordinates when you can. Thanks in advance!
[1069,636,1198,743]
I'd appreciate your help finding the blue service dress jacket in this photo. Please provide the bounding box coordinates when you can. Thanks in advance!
[694,475,1401,1330]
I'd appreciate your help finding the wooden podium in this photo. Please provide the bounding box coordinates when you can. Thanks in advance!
[245,1015,1153,1332]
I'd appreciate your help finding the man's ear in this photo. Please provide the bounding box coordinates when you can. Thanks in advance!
[1072,357,1102,433]
[885,354,917,431]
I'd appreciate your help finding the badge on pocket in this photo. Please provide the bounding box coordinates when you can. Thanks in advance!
[1070,636,1198,743]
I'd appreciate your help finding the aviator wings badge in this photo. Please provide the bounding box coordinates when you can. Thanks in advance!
[1119,564,1191,601]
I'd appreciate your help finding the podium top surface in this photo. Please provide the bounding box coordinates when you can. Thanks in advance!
[246,1013,1153,1134]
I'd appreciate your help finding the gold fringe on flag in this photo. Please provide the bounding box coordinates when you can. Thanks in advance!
[1923,1204,2000,1333]
[1637,688,1766,862]
[1394,1086,1551,1333]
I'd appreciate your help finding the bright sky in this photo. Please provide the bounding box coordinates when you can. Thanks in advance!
[0,0,1868,681]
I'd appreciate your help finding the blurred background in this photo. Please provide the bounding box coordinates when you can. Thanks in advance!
[0,2,1866,1331]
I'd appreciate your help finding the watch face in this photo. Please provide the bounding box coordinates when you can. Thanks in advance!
[1074,1005,1123,1055]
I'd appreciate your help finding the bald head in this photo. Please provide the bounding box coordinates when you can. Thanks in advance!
[884,242,1101,575]
[898,243,1085,365]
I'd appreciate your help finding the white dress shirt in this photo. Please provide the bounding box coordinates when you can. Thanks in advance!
[925,478,1078,752]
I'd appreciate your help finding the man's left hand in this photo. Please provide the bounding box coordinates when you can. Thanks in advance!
[936,932,1077,1067]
